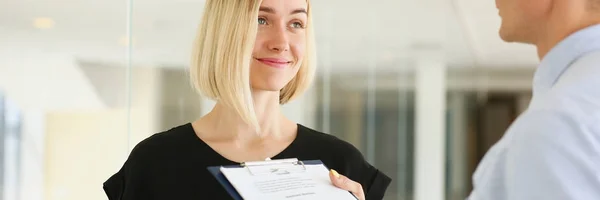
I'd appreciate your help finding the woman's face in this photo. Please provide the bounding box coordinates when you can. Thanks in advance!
[250,0,308,92]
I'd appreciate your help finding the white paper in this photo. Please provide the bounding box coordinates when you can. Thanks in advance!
[220,164,357,200]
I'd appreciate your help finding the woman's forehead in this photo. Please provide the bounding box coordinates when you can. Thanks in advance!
[259,0,308,11]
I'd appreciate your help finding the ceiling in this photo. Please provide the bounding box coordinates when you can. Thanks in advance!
[0,0,540,69]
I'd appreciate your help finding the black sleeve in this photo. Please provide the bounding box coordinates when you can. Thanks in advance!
[102,150,149,200]
[103,166,125,200]
[339,143,392,200]
[103,135,157,200]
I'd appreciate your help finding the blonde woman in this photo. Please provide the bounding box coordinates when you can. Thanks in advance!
[103,0,391,199]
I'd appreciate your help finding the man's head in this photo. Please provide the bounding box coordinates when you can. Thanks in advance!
[496,0,600,44]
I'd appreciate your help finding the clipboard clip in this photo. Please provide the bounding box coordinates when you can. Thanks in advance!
[240,158,307,176]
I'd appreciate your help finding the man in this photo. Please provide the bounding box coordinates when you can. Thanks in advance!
[469,0,600,199]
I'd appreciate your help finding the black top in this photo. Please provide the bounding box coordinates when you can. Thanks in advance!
[103,123,392,200]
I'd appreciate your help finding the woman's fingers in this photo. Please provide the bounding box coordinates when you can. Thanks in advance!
[329,169,365,200]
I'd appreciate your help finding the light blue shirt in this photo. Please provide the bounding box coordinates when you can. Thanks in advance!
[468,24,600,200]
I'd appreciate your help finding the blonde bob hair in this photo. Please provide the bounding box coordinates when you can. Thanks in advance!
[189,0,316,132]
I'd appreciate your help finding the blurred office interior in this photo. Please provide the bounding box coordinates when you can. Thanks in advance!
[0,0,540,200]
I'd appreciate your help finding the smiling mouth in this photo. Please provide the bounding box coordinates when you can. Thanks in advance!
[255,58,292,69]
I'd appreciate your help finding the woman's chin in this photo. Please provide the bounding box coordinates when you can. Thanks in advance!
[250,80,292,92]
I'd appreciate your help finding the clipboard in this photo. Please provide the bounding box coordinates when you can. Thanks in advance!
[207,158,343,200]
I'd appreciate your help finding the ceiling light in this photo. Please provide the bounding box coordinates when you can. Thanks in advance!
[33,18,55,29]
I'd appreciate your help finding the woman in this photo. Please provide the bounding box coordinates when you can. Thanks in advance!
[103,0,391,199]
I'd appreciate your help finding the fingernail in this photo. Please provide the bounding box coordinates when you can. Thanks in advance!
[330,169,340,178]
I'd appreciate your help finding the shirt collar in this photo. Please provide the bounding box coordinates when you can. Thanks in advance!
[534,23,600,94]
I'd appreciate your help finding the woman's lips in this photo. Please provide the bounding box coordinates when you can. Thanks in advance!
[256,58,291,69]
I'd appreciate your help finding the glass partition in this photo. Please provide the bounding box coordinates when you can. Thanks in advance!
[0,1,536,200]
[0,0,131,199]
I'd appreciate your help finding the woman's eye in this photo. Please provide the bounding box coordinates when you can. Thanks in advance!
[291,22,304,29]
[258,18,267,25]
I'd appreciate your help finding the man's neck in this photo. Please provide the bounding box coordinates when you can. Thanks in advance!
[535,7,600,59]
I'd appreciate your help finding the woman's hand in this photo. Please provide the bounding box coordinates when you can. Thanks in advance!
[329,169,365,200]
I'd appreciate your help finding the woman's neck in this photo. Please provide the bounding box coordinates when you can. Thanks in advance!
[200,91,291,143]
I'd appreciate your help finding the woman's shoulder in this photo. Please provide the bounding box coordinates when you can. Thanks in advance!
[296,124,365,160]
[295,124,369,171]
[128,123,195,160]
[108,123,202,176]
[103,123,196,199]
[297,124,358,150]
